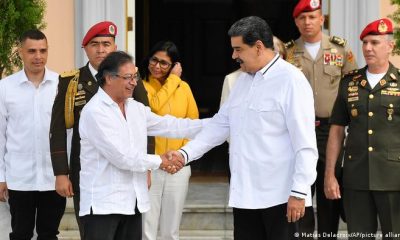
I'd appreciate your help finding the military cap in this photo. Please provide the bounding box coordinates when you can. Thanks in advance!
[82,21,117,47]
[293,0,321,18]
[359,18,393,40]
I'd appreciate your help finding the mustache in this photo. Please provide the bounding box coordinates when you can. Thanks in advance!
[235,58,244,64]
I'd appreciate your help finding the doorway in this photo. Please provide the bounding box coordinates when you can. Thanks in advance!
[136,0,300,174]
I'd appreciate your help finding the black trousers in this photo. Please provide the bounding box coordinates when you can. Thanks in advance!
[8,190,66,240]
[344,189,400,240]
[80,211,142,240]
[298,122,344,240]
[233,203,299,240]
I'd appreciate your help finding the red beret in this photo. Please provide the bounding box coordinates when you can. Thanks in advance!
[82,21,117,47]
[359,18,393,40]
[293,0,321,18]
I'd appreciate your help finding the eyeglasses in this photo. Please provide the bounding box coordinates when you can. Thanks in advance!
[114,73,140,82]
[149,56,172,70]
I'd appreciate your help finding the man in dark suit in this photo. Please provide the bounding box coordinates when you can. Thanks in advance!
[49,21,153,237]
[325,18,400,238]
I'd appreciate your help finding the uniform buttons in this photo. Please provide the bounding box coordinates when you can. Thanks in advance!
[368,130,373,135]
[369,94,374,99]
[368,147,373,152]
[368,112,374,117]
[348,155,352,159]
[389,104,394,108]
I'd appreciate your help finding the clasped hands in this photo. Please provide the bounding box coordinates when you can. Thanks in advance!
[159,150,185,174]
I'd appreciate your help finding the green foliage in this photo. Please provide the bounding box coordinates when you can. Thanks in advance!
[391,0,400,55]
[0,0,46,78]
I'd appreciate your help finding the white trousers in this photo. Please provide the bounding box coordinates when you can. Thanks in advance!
[142,166,191,240]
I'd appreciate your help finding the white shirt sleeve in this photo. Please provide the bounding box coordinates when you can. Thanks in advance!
[80,107,161,172]
[283,71,318,198]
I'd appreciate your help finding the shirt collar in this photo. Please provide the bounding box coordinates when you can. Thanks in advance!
[88,63,98,80]
[258,53,280,76]
[97,87,129,108]
[18,67,57,85]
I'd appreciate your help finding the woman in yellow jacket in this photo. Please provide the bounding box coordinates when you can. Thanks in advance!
[141,41,199,240]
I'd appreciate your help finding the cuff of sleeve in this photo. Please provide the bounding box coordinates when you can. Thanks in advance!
[167,74,182,85]
[147,154,162,170]
[178,149,189,164]
[290,190,307,199]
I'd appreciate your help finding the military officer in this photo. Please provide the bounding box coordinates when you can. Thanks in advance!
[49,21,153,237]
[286,0,358,238]
[325,18,400,239]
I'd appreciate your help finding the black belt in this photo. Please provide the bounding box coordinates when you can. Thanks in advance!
[315,117,330,127]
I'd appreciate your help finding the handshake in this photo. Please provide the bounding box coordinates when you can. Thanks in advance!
[159,150,185,174]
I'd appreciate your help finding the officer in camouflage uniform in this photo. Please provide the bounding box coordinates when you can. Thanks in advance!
[286,0,357,238]
[49,21,153,237]
[325,18,400,239]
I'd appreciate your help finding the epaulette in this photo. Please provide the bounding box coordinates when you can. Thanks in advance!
[343,69,359,78]
[284,40,295,49]
[60,69,80,78]
[330,36,347,47]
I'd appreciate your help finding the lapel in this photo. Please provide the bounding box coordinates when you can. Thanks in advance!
[295,38,313,62]
[371,63,398,93]
[356,67,372,91]
[79,63,99,96]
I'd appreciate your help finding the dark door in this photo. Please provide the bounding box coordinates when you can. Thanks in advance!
[136,0,300,174]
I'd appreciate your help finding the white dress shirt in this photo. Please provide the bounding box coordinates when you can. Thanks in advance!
[79,88,205,216]
[181,55,318,209]
[0,68,59,191]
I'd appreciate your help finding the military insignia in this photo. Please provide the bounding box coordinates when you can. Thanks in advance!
[390,82,398,87]
[361,80,367,87]
[387,108,394,121]
[353,74,362,81]
[330,36,347,47]
[348,96,359,102]
[347,50,355,64]
[348,86,358,92]
[348,92,358,97]
[284,40,295,49]
[324,53,331,65]
[76,90,86,96]
[386,87,399,91]
[61,69,79,78]
[331,48,338,54]
[78,83,83,90]
[75,100,87,106]
[378,20,388,33]
[310,0,320,8]
[88,81,93,86]
[380,79,387,86]
[390,73,397,80]
[75,95,86,101]
[109,25,116,35]
[348,81,355,86]
[336,54,343,67]
[351,109,358,117]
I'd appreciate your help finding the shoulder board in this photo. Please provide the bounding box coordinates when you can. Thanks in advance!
[330,36,347,47]
[60,69,80,78]
[284,40,295,49]
[343,69,359,78]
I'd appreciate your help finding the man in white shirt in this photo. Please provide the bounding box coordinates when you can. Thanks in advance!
[79,51,206,240]
[173,16,318,240]
[0,30,65,240]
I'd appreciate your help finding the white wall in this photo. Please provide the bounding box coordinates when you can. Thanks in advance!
[330,0,380,68]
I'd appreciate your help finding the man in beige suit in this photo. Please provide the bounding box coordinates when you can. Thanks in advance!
[285,0,357,239]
